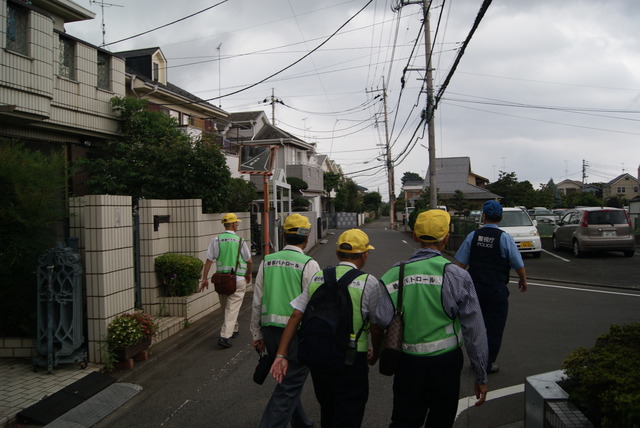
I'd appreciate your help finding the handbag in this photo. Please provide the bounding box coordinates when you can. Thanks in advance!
[211,239,243,295]
[253,349,273,385]
[379,262,405,376]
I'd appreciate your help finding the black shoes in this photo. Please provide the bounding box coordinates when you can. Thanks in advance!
[217,337,232,348]
[231,331,239,339]
[488,363,500,374]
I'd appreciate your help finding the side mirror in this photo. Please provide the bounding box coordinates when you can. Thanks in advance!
[532,219,538,227]
[557,221,564,226]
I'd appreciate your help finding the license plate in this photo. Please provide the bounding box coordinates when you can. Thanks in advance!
[520,241,533,248]
[603,231,616,237]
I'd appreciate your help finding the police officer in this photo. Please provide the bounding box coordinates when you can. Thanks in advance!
[200,213,252,349]
[381,210,488,427]
[455,200,528,374]
[271,229,394,428]
[250,214,318,428]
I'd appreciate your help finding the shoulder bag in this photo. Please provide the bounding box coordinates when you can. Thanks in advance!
[379,262,405,376]
[211,239,243,295]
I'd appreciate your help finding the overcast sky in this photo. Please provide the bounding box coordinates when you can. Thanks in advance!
[67,0,640,201]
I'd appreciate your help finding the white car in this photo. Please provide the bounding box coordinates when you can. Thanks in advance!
[498,207,542,258]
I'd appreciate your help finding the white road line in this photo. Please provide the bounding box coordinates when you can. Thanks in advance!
[456,384,524,419]
[541,249,571,262]
[525,281,640,298]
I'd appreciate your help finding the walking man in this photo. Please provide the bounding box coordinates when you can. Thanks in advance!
[250,214,318,428]
[381,209,488,427]
[271,229,394,428]
[454,200,528,373]
[200,213,252,349]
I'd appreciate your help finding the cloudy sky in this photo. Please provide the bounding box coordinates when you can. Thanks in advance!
[67,0,640,201]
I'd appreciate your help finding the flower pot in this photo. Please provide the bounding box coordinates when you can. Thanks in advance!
[114,337,152,361]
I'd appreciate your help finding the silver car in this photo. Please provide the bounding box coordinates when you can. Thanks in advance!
[552,207,635,257]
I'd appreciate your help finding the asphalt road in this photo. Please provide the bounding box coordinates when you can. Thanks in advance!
[97,218,640,428]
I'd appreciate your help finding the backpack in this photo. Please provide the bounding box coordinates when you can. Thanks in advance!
[298,267,366,369]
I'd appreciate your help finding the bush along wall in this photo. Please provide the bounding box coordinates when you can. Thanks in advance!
[562,322,640,428]
[155,254,204,297]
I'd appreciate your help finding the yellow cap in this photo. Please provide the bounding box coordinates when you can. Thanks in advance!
[414,209,450,242]
[283,213,311,236]
[337,229,375,253]
[221,213,241,224]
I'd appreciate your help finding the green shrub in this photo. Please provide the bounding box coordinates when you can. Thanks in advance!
[155,253,203,297]
[562,322,640,428]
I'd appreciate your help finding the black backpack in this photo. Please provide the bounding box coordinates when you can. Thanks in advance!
[298,267,366,369]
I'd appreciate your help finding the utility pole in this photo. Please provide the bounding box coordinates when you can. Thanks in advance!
[217,43,222,108]
[262,89,283,125]
[395,0,438,209]
[423,0,438,210]
[366,78,395,229]
[582,159,589,185]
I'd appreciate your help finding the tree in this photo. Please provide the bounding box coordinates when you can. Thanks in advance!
[401,171,422,186]
[334,179,363,212]
[324,172,341,193]
[448,190,467,214]
[286,177,310,211]
[486,171,536,207]
[0,142,66,336]
[76,97,232,212]
[363,191,382,214]
[564,192,604,208]
[226,178,257,212]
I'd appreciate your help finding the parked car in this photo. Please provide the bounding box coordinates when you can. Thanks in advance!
[499,207,542,258]
[552,207,635,257]
[527,207,556,224]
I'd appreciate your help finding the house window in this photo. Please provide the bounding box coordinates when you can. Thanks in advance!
[6,3,28,55]
[616,187,626,193]
[181,114,190,126]
[97,51,111,90]
[59,36,76,80]
[153,62,160,81]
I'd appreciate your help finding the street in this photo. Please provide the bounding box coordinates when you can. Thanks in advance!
[96,218,640,428]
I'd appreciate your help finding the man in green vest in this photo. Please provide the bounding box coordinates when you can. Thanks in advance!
[200,213,252,349]
[380,209,488,428]
[250,214,318,428]
[270,228,394,428]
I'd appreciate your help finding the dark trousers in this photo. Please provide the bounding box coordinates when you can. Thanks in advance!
[476,283,509,367]
[309,352,369,428]
[390,347,463,428]
[260,326,312,428]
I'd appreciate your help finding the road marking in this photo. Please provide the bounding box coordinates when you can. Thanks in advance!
[456,384,524,419]
[526,281,640,298]
[542,249,571,262]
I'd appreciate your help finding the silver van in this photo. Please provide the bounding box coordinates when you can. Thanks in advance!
[552,207,635,257]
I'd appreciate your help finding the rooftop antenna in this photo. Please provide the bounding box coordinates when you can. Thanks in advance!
[90,0,123,48]
[217,43,222,108]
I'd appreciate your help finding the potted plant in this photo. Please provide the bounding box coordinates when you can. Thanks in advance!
[105,311,158,364]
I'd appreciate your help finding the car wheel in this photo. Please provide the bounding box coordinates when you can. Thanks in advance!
[532,251,541,258]
[552,235,560,251]
[572,240,583,258]
[623,250,635,257]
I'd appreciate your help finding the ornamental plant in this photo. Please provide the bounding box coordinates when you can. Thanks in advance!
[562,322,640,427]
[155,253,204,296]
[106,311,158,350]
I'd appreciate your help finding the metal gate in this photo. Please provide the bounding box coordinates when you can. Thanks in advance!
[33,243,87,373]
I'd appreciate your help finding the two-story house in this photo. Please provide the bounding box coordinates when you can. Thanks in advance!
[1,0,126,195]
[603,170,640,201]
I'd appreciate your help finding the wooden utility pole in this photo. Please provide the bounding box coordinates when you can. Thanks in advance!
[382,77,396,229]
[423,0,438,209]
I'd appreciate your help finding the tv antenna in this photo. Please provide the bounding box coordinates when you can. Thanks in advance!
[90,0,123,48]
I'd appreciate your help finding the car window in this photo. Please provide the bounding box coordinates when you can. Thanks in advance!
[500,211,533,227]
[561,212,573,224]
[569,212,580,225]
[587,210,626,225]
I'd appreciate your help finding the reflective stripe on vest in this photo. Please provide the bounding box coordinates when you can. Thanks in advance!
[308,265,369,352]
[261,250,312,328]
[380,255,462,356]
[216,233,247,276]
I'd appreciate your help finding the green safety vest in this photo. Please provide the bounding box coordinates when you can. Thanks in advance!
[381,256,462,356]
[308,265,370,352]
[216,232,247,276]
[261,250,313,327]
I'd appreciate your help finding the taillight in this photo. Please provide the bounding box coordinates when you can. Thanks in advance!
[625,211,632,227]
[580,211,588,227]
